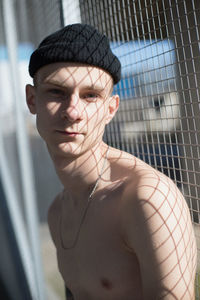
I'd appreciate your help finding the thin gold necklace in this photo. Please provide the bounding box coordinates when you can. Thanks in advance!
[60,146,109,249]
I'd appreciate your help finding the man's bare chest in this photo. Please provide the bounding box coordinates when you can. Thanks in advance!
[56,192,143,299]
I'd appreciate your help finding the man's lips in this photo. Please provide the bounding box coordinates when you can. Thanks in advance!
[56,130,81,136]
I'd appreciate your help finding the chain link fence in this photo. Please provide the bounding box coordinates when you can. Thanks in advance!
[0,0,200,299]
[80,1,200,296]
[79,1,200,296]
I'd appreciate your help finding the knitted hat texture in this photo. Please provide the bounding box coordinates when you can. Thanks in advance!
[29,23,121,84]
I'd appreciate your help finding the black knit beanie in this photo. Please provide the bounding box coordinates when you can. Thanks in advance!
[28,23,121,84]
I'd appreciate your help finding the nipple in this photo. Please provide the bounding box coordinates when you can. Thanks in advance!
[101,278,113,290]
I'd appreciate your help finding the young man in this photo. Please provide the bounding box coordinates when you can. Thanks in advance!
[26,24,197,300]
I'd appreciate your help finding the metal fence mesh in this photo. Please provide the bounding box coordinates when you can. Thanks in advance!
[0,0,200,299]
[78,0,200,297]
[80,0,200,221]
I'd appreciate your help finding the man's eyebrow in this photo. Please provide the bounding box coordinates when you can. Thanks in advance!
[42,80,66,87]
[81,84,105,92]
[43,81,106,91]
[41,79,112,95]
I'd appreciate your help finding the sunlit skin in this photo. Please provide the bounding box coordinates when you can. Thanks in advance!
[26,62,197,300]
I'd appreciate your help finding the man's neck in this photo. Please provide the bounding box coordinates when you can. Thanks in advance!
[49,142,110,203]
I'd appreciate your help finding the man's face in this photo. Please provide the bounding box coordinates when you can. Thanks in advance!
[26,62,119,157]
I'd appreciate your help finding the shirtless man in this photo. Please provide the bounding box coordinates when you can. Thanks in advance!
[26,23,197,300]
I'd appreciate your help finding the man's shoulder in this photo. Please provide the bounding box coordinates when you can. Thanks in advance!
[109,147,179,201]
[134,161,178,201]
[123,153,179,198]
[120,154,193,249]
[120,153,195,253]
[120,153,187,219]
[110,146,162,179]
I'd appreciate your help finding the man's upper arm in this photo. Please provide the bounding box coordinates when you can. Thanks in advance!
[124,172,197,299]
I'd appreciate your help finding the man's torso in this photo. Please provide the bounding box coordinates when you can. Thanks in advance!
[48,150,144,300]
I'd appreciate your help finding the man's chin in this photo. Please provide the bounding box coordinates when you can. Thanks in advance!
[46,138,100,159]
[49,141,85,158]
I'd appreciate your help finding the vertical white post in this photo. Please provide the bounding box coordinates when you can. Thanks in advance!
[2,0,45,299]
[61,0,81,25]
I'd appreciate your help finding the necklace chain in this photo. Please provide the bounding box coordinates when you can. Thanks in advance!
[88,146,109,200]
[60,146,109,249]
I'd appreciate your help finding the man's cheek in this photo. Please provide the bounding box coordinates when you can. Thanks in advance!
[45,102,61,116]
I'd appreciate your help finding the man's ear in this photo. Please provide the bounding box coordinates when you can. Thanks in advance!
[106,94,119,124]
[25,84,37,114]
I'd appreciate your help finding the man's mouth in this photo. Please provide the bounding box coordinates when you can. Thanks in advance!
[56,130,80,136]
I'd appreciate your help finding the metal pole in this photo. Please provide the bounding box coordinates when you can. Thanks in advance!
[61,0,81,25]
[59,0,65,27]
[2,0,45,299]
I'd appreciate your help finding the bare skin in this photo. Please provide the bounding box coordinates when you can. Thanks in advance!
[26,62,197,300]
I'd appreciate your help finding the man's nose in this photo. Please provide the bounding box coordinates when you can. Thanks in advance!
[61,94,82,122]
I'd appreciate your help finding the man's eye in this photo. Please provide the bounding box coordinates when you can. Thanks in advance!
[48,89,64,95]
[82,93,98,100]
